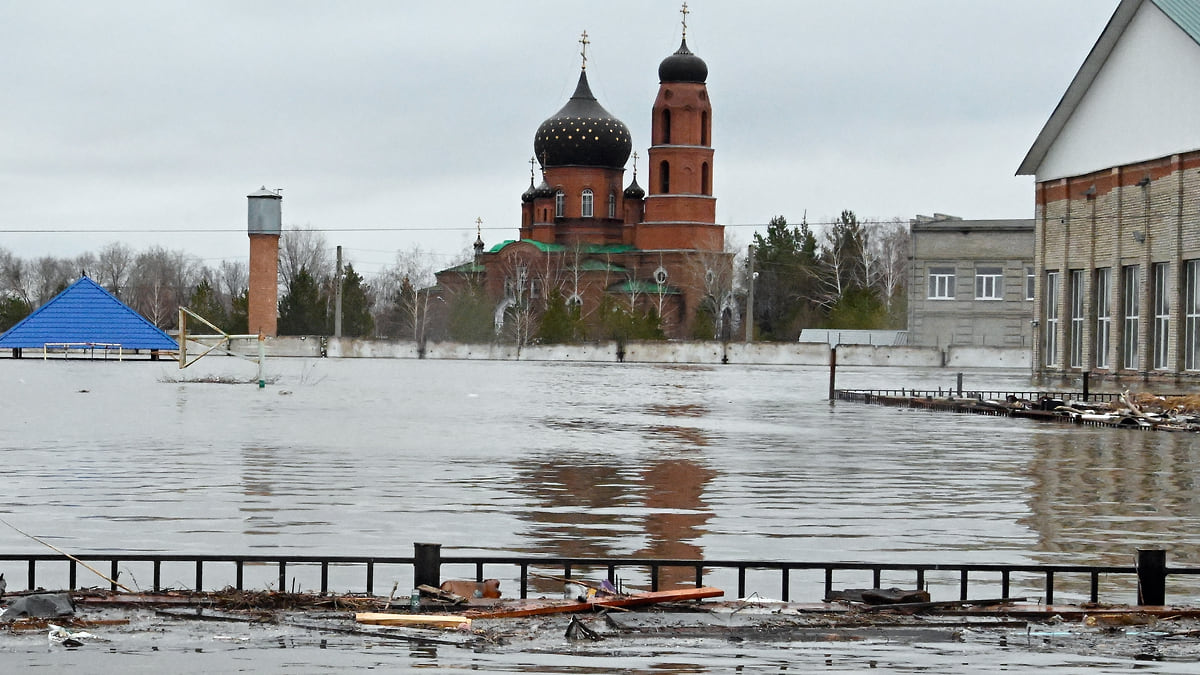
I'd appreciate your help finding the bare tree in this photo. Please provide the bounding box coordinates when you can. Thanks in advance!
[128,246,200,328]
[217,260,249,312]
[872,218,910,312]
[96,243,135,298]
[32,256,73,306]
[279,227,332,291]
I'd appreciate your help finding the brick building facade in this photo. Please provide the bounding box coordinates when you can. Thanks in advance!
[434,25,734,341]
[1018,0,1200,385]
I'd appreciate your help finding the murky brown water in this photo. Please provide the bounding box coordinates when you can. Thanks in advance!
[2,357,1198,672]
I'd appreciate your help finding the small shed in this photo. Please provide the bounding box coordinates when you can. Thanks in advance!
[0,276,178,357]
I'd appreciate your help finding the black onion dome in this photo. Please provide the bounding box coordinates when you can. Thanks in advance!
[533,178,554,199]
[534,71,632,168]
[623,175,645,200]
[658,38,707,83]
[521,178,538,203]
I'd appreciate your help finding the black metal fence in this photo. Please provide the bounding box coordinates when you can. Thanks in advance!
[0,548,1192,606]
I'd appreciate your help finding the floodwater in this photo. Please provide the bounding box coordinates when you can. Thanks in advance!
[2,356,1200,673]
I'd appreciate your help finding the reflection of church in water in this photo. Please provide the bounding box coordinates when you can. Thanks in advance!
[435,10,733,339]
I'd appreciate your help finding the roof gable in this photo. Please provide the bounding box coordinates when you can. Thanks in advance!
[1018,0,1200,178]
[0,276,178,350]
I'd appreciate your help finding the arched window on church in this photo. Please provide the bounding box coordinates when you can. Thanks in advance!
[555,190,565,218]
[701,162,710,196]
[701,111,709,146]
[608,191,616,218]
[581,189,594,218]
[660,161,670,193]
[662,109,671,144]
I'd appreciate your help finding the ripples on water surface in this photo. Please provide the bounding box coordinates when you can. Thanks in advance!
[2,359,1196,567]
[4,357,1200,671]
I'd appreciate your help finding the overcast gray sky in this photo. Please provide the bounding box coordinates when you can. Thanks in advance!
[1,1,1118,278]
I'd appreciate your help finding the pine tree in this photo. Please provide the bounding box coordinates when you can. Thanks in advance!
[278,266,328,335]
[339,264,375,337]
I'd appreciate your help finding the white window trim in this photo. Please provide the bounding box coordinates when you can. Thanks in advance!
[928,267,955,300]
[581,189,594,218]
[975,267,1004,301]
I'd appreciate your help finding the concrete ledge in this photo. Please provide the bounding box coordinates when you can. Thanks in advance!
[225,337,1031,369]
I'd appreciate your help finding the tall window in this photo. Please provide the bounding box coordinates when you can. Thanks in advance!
[607,191,616,218]
[1069,270,1085,369]
[975,267,1003,300]
[1185,260,1200,371]
[1153,262,1170,370]
[581,189,593,218]
[554,190,565,218]
[1045,271,1060,366]
[1122,265,1139,370]
[928,267,955,300]
[659,161,670,193]
[1026,267,1035,300]
[701,162,710,195]
[1095,267,1111,369]
[661,109,671,144]
[700,110,709,145]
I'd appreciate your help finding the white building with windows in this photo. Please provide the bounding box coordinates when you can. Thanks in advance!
[1017,0,1200,384]
[907,215,1035,349]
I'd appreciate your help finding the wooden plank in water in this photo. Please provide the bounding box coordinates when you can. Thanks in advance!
[466,586,724,619]
[355,613,471,629]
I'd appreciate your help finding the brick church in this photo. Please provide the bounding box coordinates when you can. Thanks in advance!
[434,16,734,341]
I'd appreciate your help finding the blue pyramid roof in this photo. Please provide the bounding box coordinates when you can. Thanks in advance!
[0,276,178,351]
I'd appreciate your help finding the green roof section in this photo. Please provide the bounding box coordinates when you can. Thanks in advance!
[440,261,486,274]
[608,280,681,295]
[574,259,628,273]
[488,239,639,255]
[1155,0,1200,44]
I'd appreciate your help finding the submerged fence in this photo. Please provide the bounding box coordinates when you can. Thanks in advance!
[0,546,1192,607]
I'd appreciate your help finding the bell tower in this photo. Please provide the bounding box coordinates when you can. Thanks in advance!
[639,4,722,251]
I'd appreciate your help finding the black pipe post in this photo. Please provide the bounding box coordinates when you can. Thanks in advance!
[414,542,442,589]
[956,372,963,397]
[1136,548,1167,606]
[828,347,837,402]
[1082,372,1090,402]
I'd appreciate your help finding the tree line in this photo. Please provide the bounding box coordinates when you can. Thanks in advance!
[1,212,912,342]
[749,211,909,340]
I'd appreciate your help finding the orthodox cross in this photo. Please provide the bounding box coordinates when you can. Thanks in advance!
[528,156,537,182]
[475,217,483,238]
[631,151,639,179]
[579,30,590,70]
[680,3,689,39]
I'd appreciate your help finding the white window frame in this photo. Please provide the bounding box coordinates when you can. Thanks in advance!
[581,189,594,218]
[554,190,565,218]
[928,267,955,300]
[607,191,616,218]
[1186,260,1200,371]
[975,266,1004,300]
[1095,267,1111,369]
[1153,262,1170,370]
[1122,265,1139,370]
[1026,267,1035,301]
[1069,269,1085,369]
[1045,270,1060,366]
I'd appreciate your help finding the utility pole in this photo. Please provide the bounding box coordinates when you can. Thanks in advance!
[334,245,343,338]
[745,243,756,342]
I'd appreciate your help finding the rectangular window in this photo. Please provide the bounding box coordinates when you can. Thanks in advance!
[1026,267,1035,301]
[928,267,955,300]
[1069,269,1085,369]
[975,267,1003,300]
[554,191,565,218]
[1122,265,1139,370]
[1045,270,1060,367]
[1153,262,1170,370]
[1095,267,1111,369]
[1186,260,1200,371]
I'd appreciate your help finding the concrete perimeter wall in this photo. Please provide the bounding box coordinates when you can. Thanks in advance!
[228,336,1030,369]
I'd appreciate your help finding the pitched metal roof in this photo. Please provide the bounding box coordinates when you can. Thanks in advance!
[0,276,178,350]
[1017,0,1200,176]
